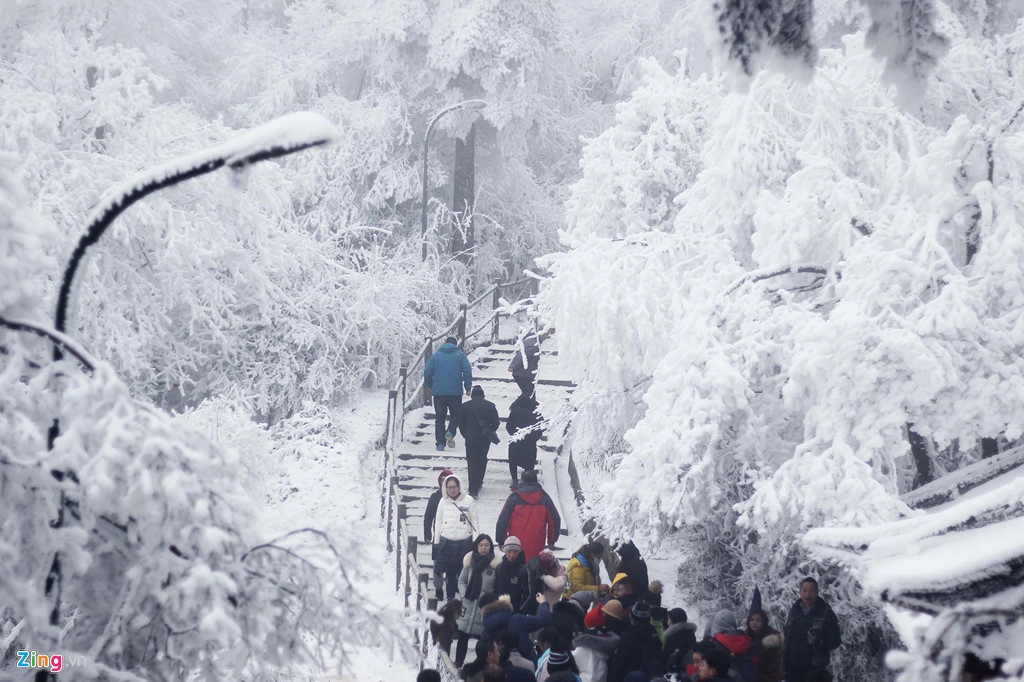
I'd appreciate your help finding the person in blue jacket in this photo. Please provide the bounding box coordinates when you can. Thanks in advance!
[424,336,473,451]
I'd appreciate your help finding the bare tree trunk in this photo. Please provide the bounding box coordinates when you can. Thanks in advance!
[451,123,475,264]
[908,426,934,490]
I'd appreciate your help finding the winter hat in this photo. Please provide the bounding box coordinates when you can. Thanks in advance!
[478,593,499,609]
[611,572,629,587]
[471,385,484,398]
[647,580,663,606]
[502,536,522,552]
[709,608,739,637]
[437,468,455,488]
[570,591,596,613]
[537,550,559,576]
[546,650,571,671]
[631,601,651,621]
[601,599,624,619]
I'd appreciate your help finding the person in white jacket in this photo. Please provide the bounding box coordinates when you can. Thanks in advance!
[432,474,480,600]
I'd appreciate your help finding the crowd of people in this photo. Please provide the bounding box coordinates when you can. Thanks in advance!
[419,331,842,681]
[418,532,842,682]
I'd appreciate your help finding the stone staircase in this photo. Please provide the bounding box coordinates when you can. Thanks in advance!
[395,339,582,601]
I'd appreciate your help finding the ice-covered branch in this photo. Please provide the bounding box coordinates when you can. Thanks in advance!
[0,314,97,371]
[54,112,340,346]
[725,264,830,295]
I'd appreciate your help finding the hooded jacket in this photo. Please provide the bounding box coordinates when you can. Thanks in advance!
[615,542,648,597]
[423,342,472,396]
[574,627,621,682]
[482,597,552,660]
[565,553,602,596]
[433,475,479,543]
[495,483,561,560]
[663,621,698,674]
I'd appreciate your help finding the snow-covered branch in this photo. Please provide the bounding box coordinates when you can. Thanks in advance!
[0,314,97,371]
[725,265,830,295]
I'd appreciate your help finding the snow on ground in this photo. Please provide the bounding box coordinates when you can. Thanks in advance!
[259,390,420,681]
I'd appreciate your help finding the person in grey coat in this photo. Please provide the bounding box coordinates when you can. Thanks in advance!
[454,534,501,666]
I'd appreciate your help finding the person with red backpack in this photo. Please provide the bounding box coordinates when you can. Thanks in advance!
[495,470,561,561]
[704,608,759,682]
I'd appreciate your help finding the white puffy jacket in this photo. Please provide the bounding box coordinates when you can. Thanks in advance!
[433,485,479,543]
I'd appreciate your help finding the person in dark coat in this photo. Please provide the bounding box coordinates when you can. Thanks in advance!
[506,394,545,487]
[607,601,663,682]
[481,594,552,661]
[783,577,841,682]
[495,470,561,561]
[424,336,473,451]
[746,609,782,682]
[508,328,553,397]
[615,542,649,600]
[698,649,733,681]
[664,607,698,676]
[494,536,532,613]
[458,385,501,496]
[424,467,455,600]
[550,598,587,645]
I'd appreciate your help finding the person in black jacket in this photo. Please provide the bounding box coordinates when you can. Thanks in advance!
[423,467,455,601]
[508,328,553,397]
[506,394,544,488]
[607,601,664,682]
[493,537,532,613]
[458,385,501,497]
[783,577,841,682]
[616,541,649,600]
[663,607,698,676]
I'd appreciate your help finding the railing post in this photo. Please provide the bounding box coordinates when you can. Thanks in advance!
[396,502,407,593]
[406,535,418,607]
[491,282,501,344]
[398,366,407,443]
[418,571,429,611]
[422,337,433,406]
[457,303,467,344]
[387,389,398,450]
[386,476,396,553]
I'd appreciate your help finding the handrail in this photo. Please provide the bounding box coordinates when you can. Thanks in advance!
[379,276,538,664]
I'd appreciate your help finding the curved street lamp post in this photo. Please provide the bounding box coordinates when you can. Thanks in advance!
[420,99,487,261]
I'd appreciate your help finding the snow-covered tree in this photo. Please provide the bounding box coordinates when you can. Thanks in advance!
[541,10,1024,680]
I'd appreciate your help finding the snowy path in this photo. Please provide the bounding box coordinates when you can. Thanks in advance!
[396,339,582,594]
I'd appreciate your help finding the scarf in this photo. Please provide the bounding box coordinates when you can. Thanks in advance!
[575,552,601,585]
[465,549,495,600]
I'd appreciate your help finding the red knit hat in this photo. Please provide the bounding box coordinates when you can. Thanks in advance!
[437,468,454,487]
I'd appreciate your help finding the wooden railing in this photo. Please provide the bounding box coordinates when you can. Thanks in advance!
[378,276,537,662]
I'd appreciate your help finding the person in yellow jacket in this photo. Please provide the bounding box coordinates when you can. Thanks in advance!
[564,541,608,597]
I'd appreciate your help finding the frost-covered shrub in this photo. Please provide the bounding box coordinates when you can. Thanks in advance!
[0,359,405,680]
